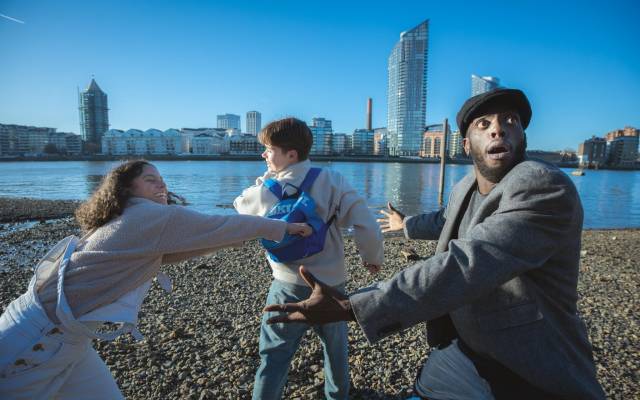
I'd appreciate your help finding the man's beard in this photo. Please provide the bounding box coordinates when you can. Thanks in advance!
[470,135,527,183]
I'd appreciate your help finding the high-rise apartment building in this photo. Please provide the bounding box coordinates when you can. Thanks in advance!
[310,117,333,155]
[387,20,429,156]
[246,111,262,135]
[217,114,241,131]
[78,78,109,153]
[471,75,501,96]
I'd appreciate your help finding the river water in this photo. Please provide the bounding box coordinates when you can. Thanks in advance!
[0,161,638,229]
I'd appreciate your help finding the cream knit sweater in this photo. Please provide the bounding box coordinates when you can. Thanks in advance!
[234,160,384,286]
[37,197,287,321]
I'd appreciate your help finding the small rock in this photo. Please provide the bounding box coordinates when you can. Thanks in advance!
[401,248,420,261]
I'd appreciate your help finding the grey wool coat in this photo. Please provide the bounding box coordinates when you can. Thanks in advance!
[350,159,605,399]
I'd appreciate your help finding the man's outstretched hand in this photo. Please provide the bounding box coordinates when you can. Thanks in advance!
[263,266,355,324]
[377,202,406,233]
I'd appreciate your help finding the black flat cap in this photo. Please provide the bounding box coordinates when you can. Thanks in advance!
[456,88,531,137]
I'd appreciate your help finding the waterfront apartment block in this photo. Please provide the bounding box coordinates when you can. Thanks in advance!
[420,125,444,158]
[228,132,263,155]
[48,132,82,155]
[387,19,429,156]
[78,78,109,153]
[605,127,639,167]
[352,129,374,156]
[101,129,182,155]
[418,124,464,159]
[374,128,389,156]
[332,133,349,155]
[0,124,81,156]
[578,136,608,168]
[578,126,639,168]
[471,75,501,96]
[447,129,465,159]
[310,117,333,155]
[180,128,227,154]
[246,111,262,136]
[217,114,241,131]
[191,131,229,155]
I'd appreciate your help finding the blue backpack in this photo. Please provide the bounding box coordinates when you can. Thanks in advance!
[260,168,336,263]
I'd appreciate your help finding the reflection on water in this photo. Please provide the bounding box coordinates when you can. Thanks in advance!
[85,174,105,195]
[0,161,638,229]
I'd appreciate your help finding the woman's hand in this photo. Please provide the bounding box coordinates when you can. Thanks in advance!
[286,223,313,237]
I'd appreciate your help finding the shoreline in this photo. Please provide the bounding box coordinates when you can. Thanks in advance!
[3,154,638,170]
[0,154,612,170]
[0,198,638,399]
[0,197,81,223]
[1,196,638,231]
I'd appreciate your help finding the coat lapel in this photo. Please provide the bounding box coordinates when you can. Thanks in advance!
[436,172,477,253]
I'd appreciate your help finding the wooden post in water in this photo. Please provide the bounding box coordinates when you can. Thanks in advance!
[438,118,449,206]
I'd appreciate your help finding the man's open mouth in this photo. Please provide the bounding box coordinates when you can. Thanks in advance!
[487,143,511,160]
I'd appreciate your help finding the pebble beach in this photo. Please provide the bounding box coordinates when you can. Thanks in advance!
[0,197,638,399]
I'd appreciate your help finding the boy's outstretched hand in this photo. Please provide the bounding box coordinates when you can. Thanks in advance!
[377,202,406,233]
[264,266,355,324]
[286,223,313,237]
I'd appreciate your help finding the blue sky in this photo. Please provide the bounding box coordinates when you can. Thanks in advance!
[0,0,638,151]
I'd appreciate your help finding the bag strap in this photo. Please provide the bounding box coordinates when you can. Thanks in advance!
[265,168,321,200]
[299,168,322,193]
[263,178,284,200]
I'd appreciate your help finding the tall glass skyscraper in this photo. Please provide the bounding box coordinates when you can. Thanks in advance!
[471,75,500,96]
[387,20,429,156]
[78,78,109,153]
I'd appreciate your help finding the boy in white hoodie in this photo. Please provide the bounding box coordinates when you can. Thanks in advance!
[234,117,383,400]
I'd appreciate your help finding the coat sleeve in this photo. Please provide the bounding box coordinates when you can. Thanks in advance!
[156,206,286,260]
[333,174,384,267]
[403,209,446,240]
[233,171,274,216]
[403,188,454,240]
[350,167,582,343]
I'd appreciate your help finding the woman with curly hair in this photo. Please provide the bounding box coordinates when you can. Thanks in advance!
[0,160,310,399]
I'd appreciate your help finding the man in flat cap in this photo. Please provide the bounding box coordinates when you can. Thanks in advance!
[264,89,605,399]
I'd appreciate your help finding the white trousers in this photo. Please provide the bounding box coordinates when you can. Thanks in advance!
[0,289,123,399]
[415,340,495,400]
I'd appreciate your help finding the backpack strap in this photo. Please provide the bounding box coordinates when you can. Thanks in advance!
[299,168,322,193]
[263,178,284,200]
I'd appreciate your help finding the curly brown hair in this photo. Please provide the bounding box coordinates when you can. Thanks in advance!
[75,160,186,232]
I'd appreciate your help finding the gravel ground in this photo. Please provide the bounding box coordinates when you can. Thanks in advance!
[0,199,638,399]
[0,197,80,223]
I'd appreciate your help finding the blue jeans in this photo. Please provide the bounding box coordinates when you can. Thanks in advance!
[252,279,349,400]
